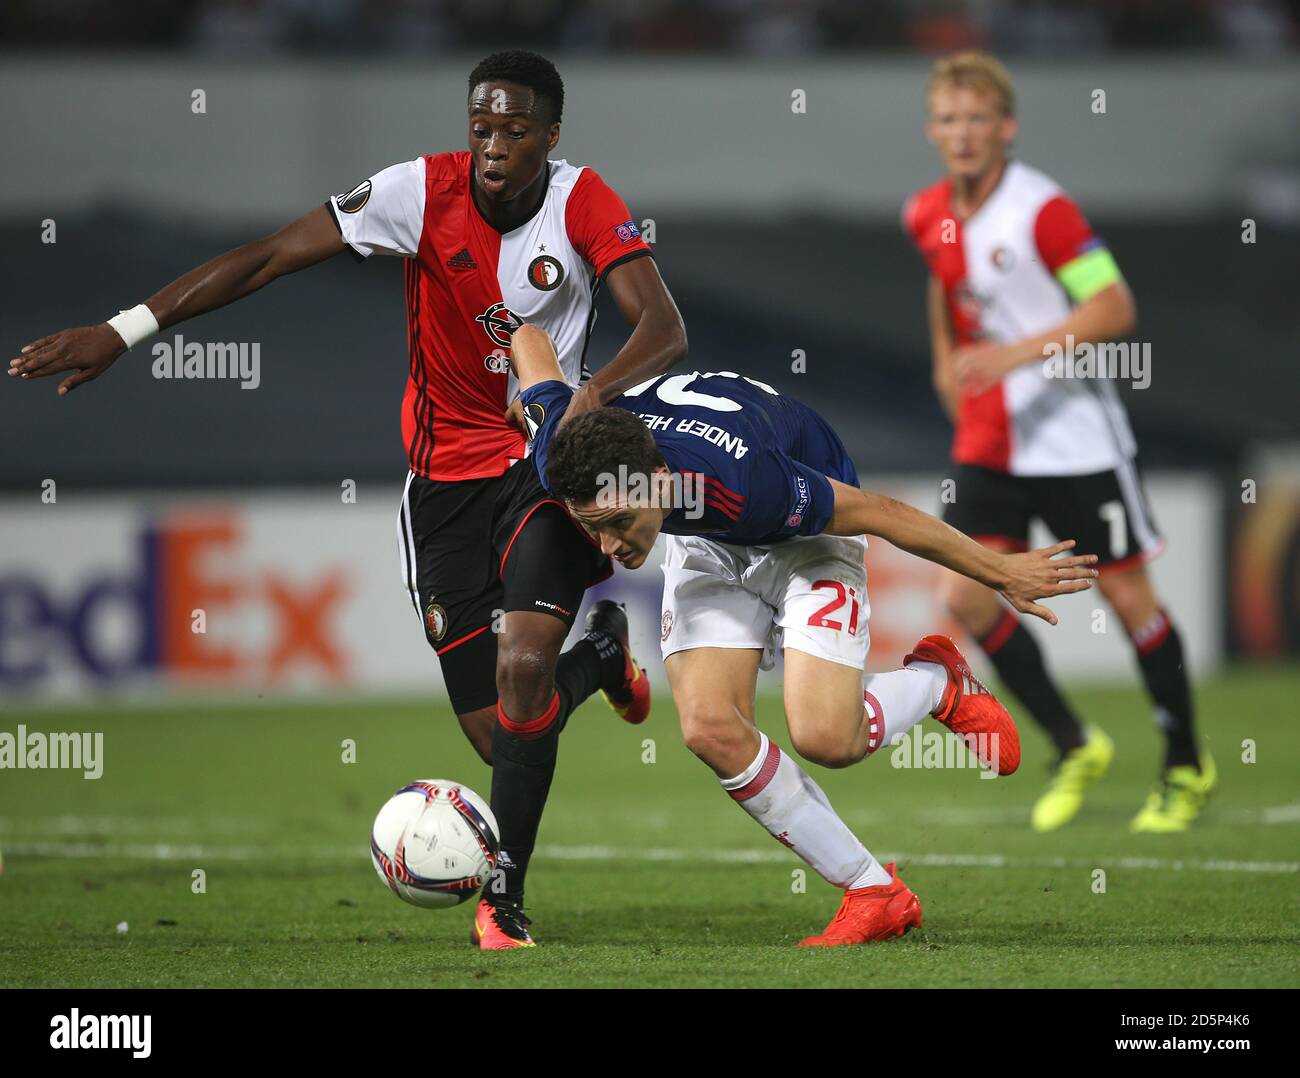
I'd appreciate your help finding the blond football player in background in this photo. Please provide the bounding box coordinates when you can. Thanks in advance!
[902,52,1214,832]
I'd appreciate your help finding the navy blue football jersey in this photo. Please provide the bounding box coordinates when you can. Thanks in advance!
[521,371,859,545]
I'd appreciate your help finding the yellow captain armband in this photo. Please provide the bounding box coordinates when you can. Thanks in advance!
[1055,247,1122,303]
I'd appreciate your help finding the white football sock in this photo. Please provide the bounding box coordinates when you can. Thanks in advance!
[720,733,891,890]
[862,663,947,754]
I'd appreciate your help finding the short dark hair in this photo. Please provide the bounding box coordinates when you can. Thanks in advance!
[546,408,665,505]
[468,50,564,125]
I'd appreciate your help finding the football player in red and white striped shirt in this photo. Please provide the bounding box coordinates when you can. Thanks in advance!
[11,50,688,946]
[903,52,1213,833]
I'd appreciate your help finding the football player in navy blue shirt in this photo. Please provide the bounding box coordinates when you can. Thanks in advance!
[510,324,1097,946]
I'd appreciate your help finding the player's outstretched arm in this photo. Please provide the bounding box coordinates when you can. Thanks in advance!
[824,478,1098,625]
[509,324,567,392]
[8,205,346,396]
[559,257,686,426]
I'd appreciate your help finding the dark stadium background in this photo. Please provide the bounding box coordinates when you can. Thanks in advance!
[4,0,1298,668]
[1,0,1299,995]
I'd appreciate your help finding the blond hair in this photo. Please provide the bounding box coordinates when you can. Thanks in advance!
[928,51,1015,117]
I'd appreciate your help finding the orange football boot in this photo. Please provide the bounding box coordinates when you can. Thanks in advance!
[469,899,536,950]
[585,600,650,725]
[905,634,1020,775]
[798,862,922,947]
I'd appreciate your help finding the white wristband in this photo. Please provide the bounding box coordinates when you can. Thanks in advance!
[106,304,160,349]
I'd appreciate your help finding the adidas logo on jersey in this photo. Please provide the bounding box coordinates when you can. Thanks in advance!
[446,247,477,270]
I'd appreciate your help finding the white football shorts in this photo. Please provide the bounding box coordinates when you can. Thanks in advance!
[659,532,870,671]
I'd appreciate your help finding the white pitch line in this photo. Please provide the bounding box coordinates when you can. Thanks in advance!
[1,840,1296,876]
[909,804,1300,827]
[4,804,1298,837]
[1261,803,1300,824]
[0,815,282,836]
[536,845,1300,875]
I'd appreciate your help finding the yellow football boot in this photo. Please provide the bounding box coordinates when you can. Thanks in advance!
[1030,726,1115,832]
[1130,752,1217,833]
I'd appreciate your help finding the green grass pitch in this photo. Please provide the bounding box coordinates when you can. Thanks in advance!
[1,667,1297,988]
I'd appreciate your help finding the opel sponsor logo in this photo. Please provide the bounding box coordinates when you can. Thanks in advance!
[475,302,523,348]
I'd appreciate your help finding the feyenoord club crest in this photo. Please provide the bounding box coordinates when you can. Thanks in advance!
[475,302,522,348]
[527,254,565,291]
[425,601,448,643]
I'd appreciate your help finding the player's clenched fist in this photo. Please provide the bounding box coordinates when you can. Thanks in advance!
[995,539,1098,626]
[9,323,127,396]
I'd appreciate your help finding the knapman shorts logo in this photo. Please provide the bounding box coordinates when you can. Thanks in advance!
[425,601,448,642]
[336,180,372,214]
[475,302,523,348]
[661,609,673,641]
[527,255,565,291]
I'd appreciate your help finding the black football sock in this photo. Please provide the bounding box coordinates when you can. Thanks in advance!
[583,629,627,692]
[487,638,611,907]
[489,702,559,909]
[554,636,609,715]
[1129,609,1199,770]
[978,609,1086,757]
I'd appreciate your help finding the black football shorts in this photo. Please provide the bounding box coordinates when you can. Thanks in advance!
[396,461,611,714]
[941,460,1164,570]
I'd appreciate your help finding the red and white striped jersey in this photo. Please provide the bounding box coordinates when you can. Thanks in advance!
[903,160,1136,477]
[328,152,652,481]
